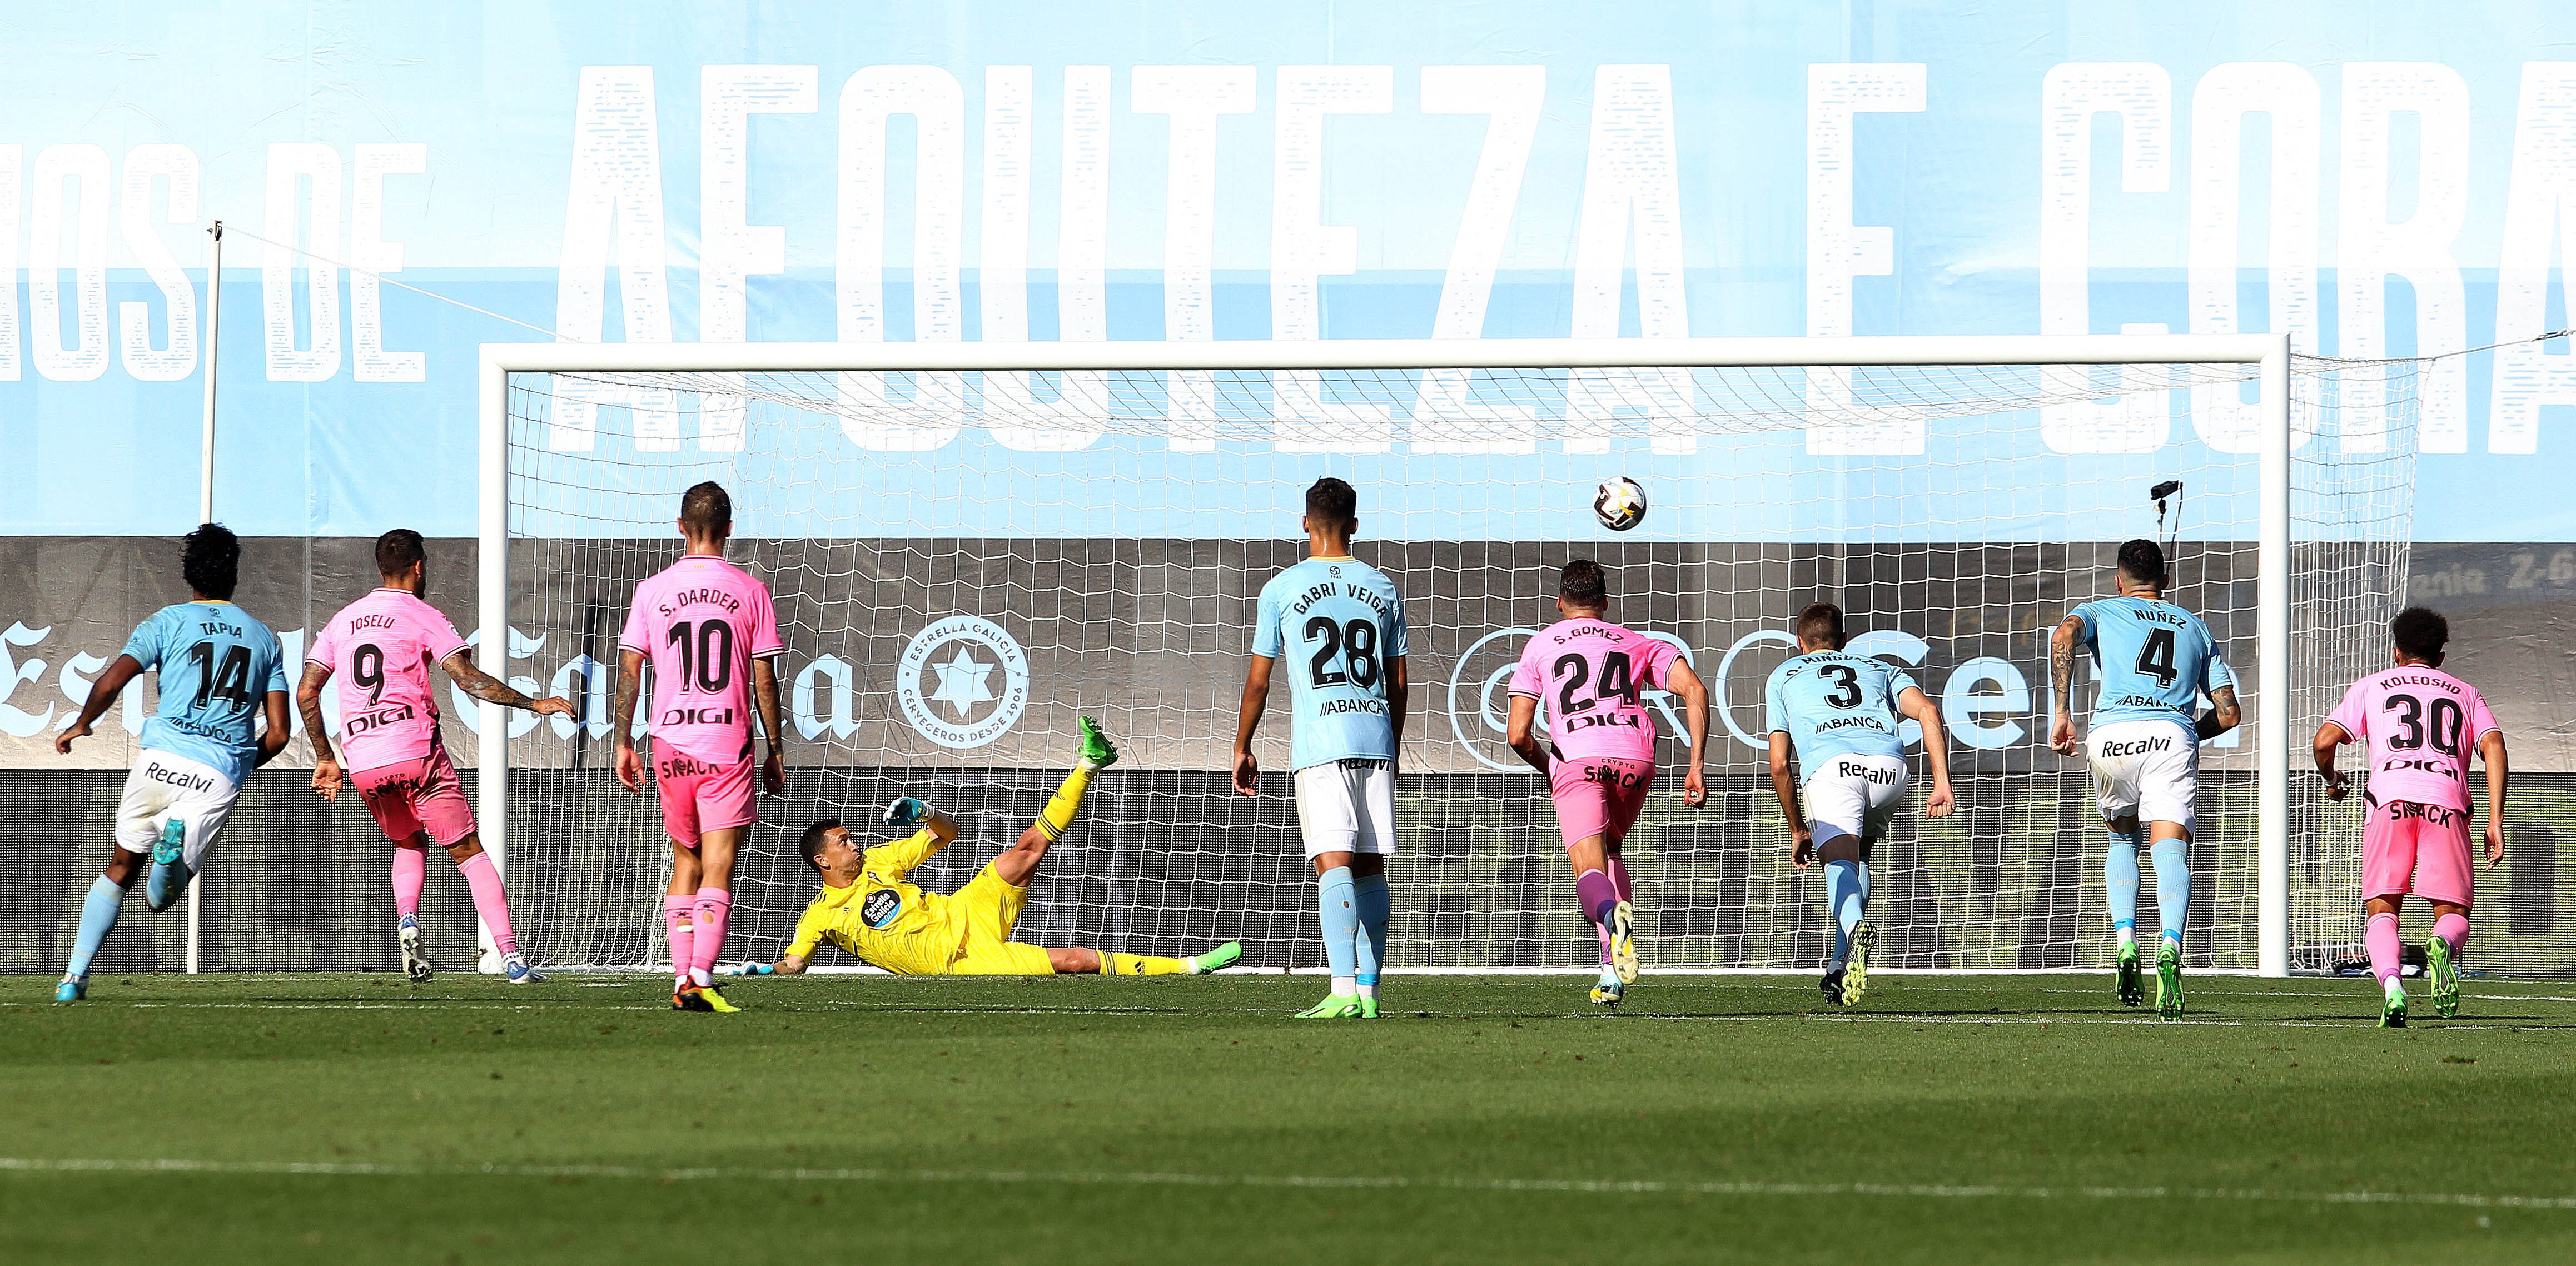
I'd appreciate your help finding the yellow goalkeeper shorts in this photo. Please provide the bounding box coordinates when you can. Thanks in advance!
[943,862,1056,975]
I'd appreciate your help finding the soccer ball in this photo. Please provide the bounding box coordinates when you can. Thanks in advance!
[1593,477,1648,532]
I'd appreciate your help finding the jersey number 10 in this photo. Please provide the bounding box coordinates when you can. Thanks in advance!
[665,620,737,693]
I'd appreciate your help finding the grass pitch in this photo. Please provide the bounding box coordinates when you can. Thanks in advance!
[5,972,2575,1264]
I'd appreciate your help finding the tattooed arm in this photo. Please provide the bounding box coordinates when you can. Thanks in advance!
[2048,614,2085,756]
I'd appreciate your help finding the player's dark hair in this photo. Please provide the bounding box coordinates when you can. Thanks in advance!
[1796,601,1846,650]
[2116,537,2167,586]
[2391,605,2449,664]
[181,523,241,600]
[798,818,842,873]
[680,480,733,540]
[1305,477,1358,527]
[374,528,426,578]
[1559,559,1609,610]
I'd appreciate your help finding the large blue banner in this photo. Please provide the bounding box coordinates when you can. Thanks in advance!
[2,2,2574,540]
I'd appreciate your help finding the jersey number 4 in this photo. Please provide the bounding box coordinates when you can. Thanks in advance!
[183,641,255,708]
[2133,629,2180,687]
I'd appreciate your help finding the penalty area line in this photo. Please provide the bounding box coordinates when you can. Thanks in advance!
[1,1157,2572,1212]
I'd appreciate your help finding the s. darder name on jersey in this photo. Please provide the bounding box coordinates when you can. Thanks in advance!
[658,587,744,617]
[1317,697,1387,716]
[1289,580,1393,617]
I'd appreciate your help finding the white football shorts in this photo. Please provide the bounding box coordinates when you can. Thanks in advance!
[1802,752,1911,849]
[2087,719,2199,834]
[1292,758,1398,859]
[115,749,241,870]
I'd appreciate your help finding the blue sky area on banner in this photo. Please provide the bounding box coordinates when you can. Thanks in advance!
[2,2,2574,540]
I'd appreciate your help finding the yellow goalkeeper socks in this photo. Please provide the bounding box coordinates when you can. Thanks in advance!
[1033,763,1096,843]
[1098,951,1190,976]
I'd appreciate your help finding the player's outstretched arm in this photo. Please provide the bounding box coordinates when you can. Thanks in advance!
[611,648,646,791]
[1667,658,1711,808]
[1503,694,1550,776]
[2310,720,2351,800]
[57,654,144,755]
[1767,732,1812,868]
[1897,685,1954,817]
[1387,654,1410,762]
[440,649,573,716]
[1232,654,1275,796]
[2480,729,2510,866]
[770,953,809,976]
[2197,684,2242,742]
[2048,614,2085,755]
[297,661,344,798]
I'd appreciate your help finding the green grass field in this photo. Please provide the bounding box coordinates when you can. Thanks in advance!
[5,972,2574,1265]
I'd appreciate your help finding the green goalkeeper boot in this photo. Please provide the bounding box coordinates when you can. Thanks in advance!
[1190,942,1242,974]
[2425,935,2460,1018]
[2155,939,2184,1020]
[1076,716,1120,770]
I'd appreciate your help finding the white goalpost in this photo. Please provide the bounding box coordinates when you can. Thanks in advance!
[476,334,2412,979]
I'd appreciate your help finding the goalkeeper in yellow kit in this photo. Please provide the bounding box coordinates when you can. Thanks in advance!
[762,717,1242,978]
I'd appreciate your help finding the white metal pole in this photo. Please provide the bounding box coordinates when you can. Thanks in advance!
[187,221,223,976]
[476,350,512,969]
[2256,333,2293,978]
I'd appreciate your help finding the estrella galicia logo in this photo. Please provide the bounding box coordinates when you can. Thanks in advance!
[895,615,1030,750]
[861,888,902,929]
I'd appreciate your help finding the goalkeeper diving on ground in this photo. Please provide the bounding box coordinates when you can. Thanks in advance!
[752,717,1243,979]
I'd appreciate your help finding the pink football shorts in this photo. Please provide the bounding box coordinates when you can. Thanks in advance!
[655,747,758,849]
[1548,755,1656,851]
[353,746,478,847]
[2363,796,2475,908]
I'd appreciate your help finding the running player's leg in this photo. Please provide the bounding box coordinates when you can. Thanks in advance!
[138,752,236,913]
[2088,726,2151,1006]
[2132,731,2199,1019]
[1834,759,1909,1006]
[1803,762,1871,994]
[1550,758,1628,1000]
[63,766,170,997]
[1347,760,1396,1014]
[2411,801,2476,1017]
[1292,762,1366,1018]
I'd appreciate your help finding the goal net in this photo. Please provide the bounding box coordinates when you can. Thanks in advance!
[485,340,2415,976]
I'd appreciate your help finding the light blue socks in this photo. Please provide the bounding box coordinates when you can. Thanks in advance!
[1352,873,1389,996]
[2151,838,2190,948]
[1316,866,1359,995]
[2105,829,2142,936]
[1824,859,1868,968]
[66,875,126,979]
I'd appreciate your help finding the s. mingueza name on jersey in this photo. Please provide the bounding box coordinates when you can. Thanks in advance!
[1288,580,1396,619]
[1316,697,1388,716]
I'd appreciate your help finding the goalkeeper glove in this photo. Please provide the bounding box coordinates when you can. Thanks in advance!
[729,960,774,977]
[882,796,936,828]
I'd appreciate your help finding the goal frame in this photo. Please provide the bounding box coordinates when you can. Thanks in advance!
[476,333,2296,976]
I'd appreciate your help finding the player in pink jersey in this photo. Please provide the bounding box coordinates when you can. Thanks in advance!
[300,529,574,985]
[1504,560,1709,1007]
[2314,606,2508,1027]
[613,481,788,1014]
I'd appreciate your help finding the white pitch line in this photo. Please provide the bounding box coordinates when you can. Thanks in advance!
[1,1156,2571,1212]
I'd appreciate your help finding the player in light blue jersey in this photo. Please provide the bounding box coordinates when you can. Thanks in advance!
[51,525,290,1001]
[1235,477,1409,1019]
[1763,602,1954,1006]
[2050,539,2241,1018]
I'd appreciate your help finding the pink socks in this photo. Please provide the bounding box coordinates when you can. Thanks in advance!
[689,889,732,988]
[664,895,697,987]
[391,846,426,920]
[2366,912,2403,986]
[2433,912,2470,960]
[1593,855,1635,963]
[455,851,519,959]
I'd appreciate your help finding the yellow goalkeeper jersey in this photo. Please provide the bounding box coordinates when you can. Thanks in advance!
[785,828,971,975]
